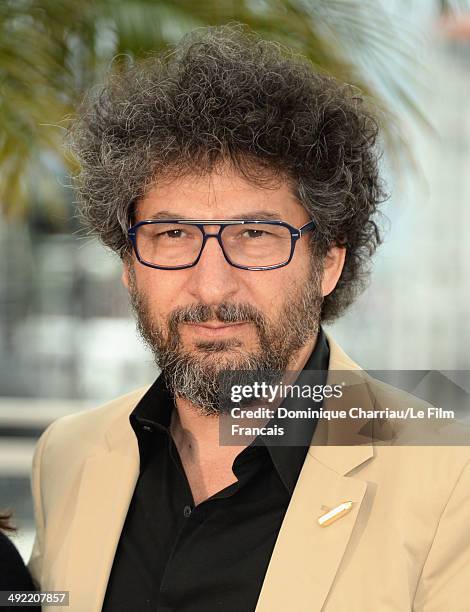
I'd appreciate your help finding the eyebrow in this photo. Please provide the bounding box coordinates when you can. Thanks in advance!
[145,210,282,221]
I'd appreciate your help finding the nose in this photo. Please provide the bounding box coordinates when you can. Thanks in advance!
[185,233,241,305]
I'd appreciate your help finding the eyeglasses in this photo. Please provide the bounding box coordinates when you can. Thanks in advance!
[127,219,316,271]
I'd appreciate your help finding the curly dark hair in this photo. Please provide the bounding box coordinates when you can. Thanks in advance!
[70,24,387,322]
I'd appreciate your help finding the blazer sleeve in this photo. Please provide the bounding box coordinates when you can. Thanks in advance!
[413,458,470,611]
[27,421,57,590]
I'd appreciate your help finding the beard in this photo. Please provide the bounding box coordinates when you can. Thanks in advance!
[128,263,323,415]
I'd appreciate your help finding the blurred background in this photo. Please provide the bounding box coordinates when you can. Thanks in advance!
[1,0,469,560]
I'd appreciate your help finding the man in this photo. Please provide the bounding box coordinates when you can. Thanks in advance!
[28,25,470,611]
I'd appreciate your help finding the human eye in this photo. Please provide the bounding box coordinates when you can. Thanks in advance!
[151,224,194,241]
[162,228,185,239]
[224,223,286,245]
[242,228,269,239]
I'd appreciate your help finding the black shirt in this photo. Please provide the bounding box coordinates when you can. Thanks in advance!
[102,328,329,612]
[0,531,40,611]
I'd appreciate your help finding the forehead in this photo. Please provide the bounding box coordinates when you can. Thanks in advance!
[135,168,309,224]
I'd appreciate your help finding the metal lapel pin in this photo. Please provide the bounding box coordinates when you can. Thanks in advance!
[318,501,354,527]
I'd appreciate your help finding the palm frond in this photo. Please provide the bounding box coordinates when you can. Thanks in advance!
[0,0,434,220]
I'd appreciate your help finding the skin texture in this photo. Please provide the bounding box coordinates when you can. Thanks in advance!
[122,166,345,504]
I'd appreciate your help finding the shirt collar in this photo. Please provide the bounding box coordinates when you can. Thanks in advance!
[258,326,329,493]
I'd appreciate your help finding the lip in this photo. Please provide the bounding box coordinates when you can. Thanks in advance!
[184,322,248,336]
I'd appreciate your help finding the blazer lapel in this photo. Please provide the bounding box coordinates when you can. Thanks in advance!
[256,335,375,612]
[255,445,371,612]
[60,412,140,612]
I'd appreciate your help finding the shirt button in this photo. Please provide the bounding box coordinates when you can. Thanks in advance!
[183,505,192,518]
[142,425,153,432]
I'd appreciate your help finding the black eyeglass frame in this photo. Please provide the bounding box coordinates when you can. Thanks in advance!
[127,219,316,271]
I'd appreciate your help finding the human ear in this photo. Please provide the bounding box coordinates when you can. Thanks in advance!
[321,246,346,296]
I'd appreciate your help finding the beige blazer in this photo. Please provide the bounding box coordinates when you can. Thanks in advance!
[28,335,470,611]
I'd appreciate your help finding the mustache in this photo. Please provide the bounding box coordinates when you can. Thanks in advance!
[168,302,267,329]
